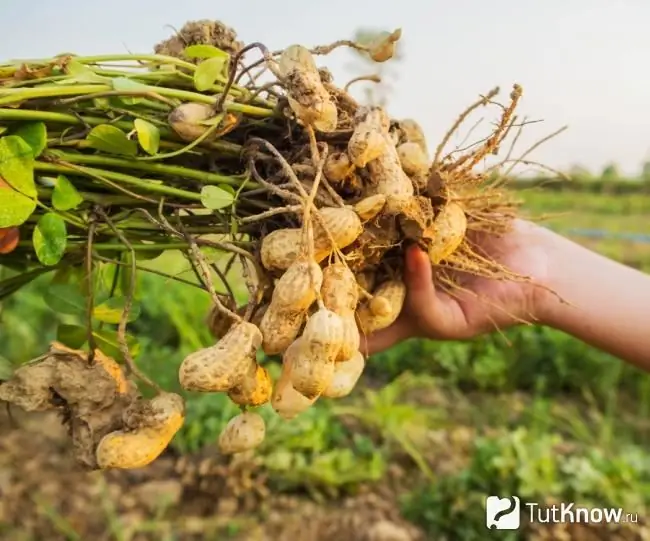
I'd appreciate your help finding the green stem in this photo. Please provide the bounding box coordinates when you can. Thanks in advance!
[34,200,86,229]
[0,84,274,117]
[0,109,243,155]
[47,151,244,187]
[93,253,212,293]
[10,54,198,73]
[17,241,191,252]
[36,187,156,206]
[34,162,203,201]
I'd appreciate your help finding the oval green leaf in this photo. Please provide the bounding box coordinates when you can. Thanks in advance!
[0,190,36,228]
[52,174,83,211]
[184,45,230,59]
[86,125,138,157]
[200,185,234,210]
[0,135,36,196]
[13,122,47,158]
[57,324,88,349]
[194,56,228,91]
[92,329,140,362]
[33,213,67,266]
[44,283,87,316]
[93,296,141,324]
[133,118,160,155]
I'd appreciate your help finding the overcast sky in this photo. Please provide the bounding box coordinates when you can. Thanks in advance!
[2,0,650,176]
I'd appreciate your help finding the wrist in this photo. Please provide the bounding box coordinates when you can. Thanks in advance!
[526,224,575,329]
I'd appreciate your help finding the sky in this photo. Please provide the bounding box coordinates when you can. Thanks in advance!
[2,0,650,176]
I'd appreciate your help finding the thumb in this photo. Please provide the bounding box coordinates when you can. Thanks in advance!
[403,244,437,313]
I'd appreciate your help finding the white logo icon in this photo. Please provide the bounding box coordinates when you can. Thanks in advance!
[486,496,521,530]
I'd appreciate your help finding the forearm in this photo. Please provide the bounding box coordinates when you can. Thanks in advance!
[540,232,650,368]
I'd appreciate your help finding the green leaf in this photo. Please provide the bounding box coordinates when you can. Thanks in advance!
[52,174,83,211]
[0,127,7,135]
[12,122,47,158]
[92,329,140,362]
[93,296,141,324]
[111,77,149,105]
[194,56,228,91]
[200,185,234,210]
[0,135,36,196]
[133,118,160,155]
[111,76,149,92]
[0,190,36,228]
[86,125,138,157]
[57,324,88,349]
[33,213,67,266]
[183,45,230,59]
[65,60,107,83]
[43,283,87,316]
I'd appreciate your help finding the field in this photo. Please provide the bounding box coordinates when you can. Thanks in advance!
[0,185,649,540]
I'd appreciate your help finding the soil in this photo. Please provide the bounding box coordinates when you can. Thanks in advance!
[0,408,424,541]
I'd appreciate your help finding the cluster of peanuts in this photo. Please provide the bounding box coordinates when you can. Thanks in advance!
[178,200,408,455]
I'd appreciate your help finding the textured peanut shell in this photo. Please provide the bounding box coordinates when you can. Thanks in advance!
[337,312,361,363]
[123,392,185,431]
[291,308,344,399]
[179,321,262,392]
[261,209,362,271]
[428,202,468,264]
[95,393,185,470]
[397,142,429,177]
[353,194,387,222]
[271,338,317,419]
[347,106,390,167]
[368,29,402,63]
[356,279,407,335]
[313,207,364,252]
[367,135,415,215]
[168,103,218,142]
[320,264,361,363]
[206,296,238,339]
[218,412,266,455]
[228,361,273,406]
[271,259,323,312]
[259,307,305,356]
[321,263,358,313]
[324,151,354,183]
[280,46,337,133]
[322,351,366,398]
[260,228,329,271]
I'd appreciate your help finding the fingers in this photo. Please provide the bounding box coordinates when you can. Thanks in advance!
[361,316,411,356]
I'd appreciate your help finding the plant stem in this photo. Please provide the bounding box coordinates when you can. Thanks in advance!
[93,254,211,292]
[0,109,243,154]
[47,151,244,187]
[34,162,203,201]
[0,84,274,117]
